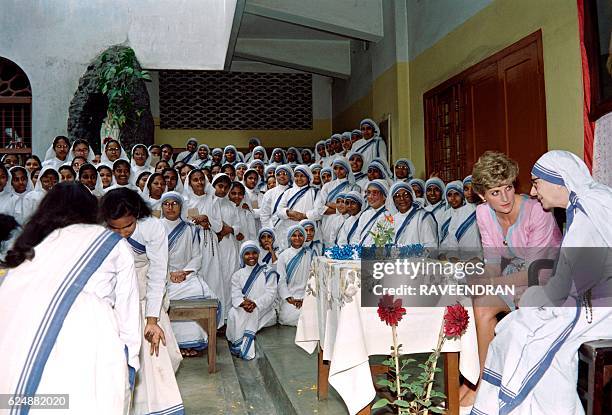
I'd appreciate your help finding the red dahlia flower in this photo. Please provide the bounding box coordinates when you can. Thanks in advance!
[443,303,469,338]
[377,294,406,326]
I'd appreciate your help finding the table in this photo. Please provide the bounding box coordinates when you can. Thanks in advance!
[296,257,480,415]
[168,298,218,373]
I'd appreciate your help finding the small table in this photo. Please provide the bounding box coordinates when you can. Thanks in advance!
[296,257,480,415]
[168,299,217,373]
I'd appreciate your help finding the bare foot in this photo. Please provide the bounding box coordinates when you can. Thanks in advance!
[459,384,471,400]
[460,388,477,407]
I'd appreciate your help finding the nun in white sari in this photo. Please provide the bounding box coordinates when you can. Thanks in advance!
[0,165,15,215]
[101,139,129,168]
[472,151,612,415]
[212,173,242,318]
[277,225,311,326]
[300,219,324,257]
[318,157,357,248]
[353,118,387,167]
[259,164,292,229]
[258,227,279,266]
[161,191,217,353]
[355,180,391,247]
[336,190,365,245]
[22,166,59,221]
[276,165,320,250]
[101,189,183,415]
[424,177,449,239]
[438,180,481,257]
[130,144,155,184]
[176,138,199,165]
[387,181,438,248]
[8,166,33,224]
[181,169,225,320]
[42,135,71,170]
[141,172,167,214]
[0,184,140,415]
[227,241,277,360]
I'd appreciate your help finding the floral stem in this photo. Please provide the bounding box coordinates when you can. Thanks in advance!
[423,321,446,415]
[391,325,402,414]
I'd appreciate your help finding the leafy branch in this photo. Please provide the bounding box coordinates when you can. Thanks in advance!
[95,47,151,129]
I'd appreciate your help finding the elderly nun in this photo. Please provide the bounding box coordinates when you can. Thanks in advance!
[472,151,612,415]
[356,179,390,247]
[176,138,199,165]
[160,191,217,356]
[387,181,437,248]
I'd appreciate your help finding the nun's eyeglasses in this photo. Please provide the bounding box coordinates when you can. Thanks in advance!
[162,201,180,208]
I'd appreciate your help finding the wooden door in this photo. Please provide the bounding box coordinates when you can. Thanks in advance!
[425,30,547,193]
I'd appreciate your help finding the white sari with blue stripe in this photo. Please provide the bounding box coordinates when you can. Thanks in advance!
[164,218,218,350]
[439,203,481,257]
[128,218,185,415]
[472,201,612,415]
[227,263,277,360]
[277,246,311,326]
[0,225,135,415]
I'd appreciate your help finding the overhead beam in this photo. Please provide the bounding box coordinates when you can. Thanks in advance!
[234,38,351,79]
[224,0,246,70]
[244,0,383,42]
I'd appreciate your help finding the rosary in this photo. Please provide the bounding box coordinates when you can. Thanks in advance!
[582,289,593,324]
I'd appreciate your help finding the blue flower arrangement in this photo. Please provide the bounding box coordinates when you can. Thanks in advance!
[324,244,362,260]
[325,244,425,260]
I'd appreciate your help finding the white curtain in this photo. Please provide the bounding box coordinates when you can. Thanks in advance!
[593,112,612,187]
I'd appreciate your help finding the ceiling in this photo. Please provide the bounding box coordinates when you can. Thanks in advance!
[225,0,384,79]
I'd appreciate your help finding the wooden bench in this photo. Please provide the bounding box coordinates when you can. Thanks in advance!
[168,299,218,373]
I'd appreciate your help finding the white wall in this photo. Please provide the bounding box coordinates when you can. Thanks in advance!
[0,0,237,156]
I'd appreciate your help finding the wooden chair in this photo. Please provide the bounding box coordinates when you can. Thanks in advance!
[528,260,611,414]
[168,298,218,373]
[578,340,612,415]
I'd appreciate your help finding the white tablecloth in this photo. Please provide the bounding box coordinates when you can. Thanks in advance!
[296,257,480,415]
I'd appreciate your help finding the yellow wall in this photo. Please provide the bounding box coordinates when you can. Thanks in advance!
[408,0,583,177]
[333,0,583,179]
[154,117,332,149]
[333,62,411,164]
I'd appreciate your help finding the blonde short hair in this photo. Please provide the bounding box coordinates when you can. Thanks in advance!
[471,151,519,195]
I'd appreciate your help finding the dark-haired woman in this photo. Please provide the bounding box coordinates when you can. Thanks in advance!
[97,164,114,189]
[69,138,95,164]
[142,172,167,213]
[23,166,59,221]
[42,135,70,170]
[8,166,32,224]
[0,182,140,414]
[130,144,154,184]
[58,165,76,182]
[78,163,104,197]
[101,139,127,167]
[104,159,138,192]
[24,155,41,175]
[100,188,183,415]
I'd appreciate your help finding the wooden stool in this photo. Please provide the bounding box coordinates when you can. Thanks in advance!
[578,340,612,415]
[168,299,218,373]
